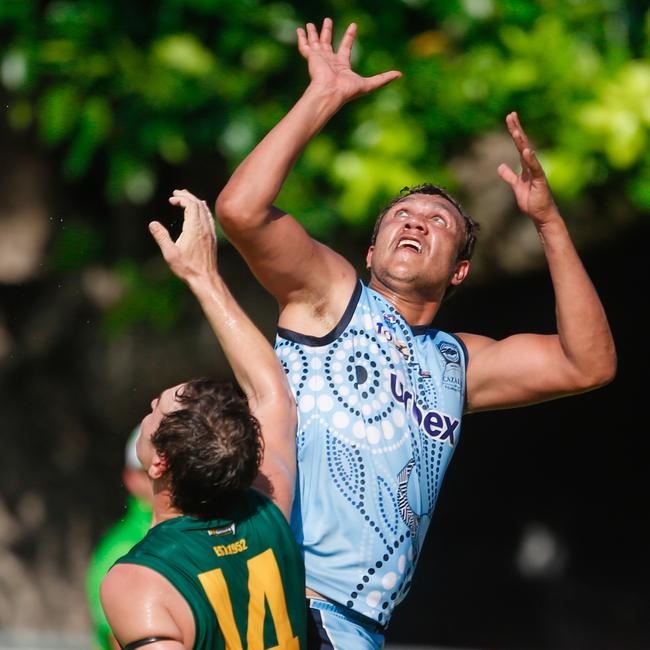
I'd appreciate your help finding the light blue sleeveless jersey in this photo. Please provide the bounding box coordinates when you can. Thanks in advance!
[275,280,467,627]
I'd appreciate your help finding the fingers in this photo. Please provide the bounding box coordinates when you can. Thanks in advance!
[148,221,175,260]
[506,111,537,180]
[297,19,357,62]
[296,27,309,58]
[498,151,546,190]
[504,111,548,180]
[497,163,518,189]
[505,111,532,155]
[170,188,201,204]
[170,189,202,230]
[152,190,216,281]
[306,22,319,46]
[364,70,402,92]
[522,147,546,178]
[509,111,525,135]
[167,189,216,253]
[337,22,357,60]
[319,17,333,50]
[298,19,330,57]
[200,199,218,240]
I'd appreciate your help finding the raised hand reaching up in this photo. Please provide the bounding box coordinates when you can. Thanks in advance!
[149,189,218,287]
[497,112,559,228]
[297,17,401,103]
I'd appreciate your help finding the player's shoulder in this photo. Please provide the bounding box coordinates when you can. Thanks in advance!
[100,562,187,648]
[243,490,299,545]
[453,332,497,356]
[277,273,360,339]
[101,562,169,607]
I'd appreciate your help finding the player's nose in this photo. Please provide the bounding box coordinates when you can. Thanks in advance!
[403,213,428,234]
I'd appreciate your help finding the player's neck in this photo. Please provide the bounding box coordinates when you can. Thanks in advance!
[151,490,183,526]
[368,275,442,326]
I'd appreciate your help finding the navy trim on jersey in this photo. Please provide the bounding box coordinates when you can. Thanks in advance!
[276,276,469,366]
[309,598,387,634]
[410,323,433,336]
[448,332,469,368]
[276,280,363,347]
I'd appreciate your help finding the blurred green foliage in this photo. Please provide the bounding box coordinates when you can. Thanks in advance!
[103,261,187,338]
[1,0,648,330]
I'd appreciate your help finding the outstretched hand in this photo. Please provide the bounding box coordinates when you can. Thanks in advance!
[498,112,559,226]
[149,189,218,284]
[297,17,401,103]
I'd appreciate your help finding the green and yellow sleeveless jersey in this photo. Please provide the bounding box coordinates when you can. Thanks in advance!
[115,489,306,650]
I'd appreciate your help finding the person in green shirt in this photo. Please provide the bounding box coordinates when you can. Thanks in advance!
[99,190,306,650]
[86,427,153,650]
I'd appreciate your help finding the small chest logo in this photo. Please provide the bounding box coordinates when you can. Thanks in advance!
[437,341,462,392]
[208,522,236,536]
[383,312,398,328]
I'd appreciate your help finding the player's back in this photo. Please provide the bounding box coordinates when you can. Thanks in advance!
[116,489,306,650]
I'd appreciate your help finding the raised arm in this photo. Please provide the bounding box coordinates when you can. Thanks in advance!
[150,190,296,519]
[216,18,401,332]
[459,112,617,413]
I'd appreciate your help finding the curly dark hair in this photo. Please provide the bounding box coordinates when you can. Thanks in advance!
[370,183,480,262]
[151,378,263,518]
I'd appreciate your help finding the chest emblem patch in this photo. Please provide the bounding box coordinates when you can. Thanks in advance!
[437,341,462,392]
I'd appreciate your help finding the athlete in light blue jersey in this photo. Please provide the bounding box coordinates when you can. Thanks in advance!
[216,18,616,648]
[276,280,466,627]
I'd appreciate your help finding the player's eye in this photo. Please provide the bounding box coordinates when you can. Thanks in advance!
[430,214,447,226]
[396,209,408,218]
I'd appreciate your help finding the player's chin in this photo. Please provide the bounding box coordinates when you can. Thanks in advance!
[378,263,425,286]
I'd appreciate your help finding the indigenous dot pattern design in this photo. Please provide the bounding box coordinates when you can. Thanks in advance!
[323,327,397,424]
[276,281,466,626]
[276,340,312,454]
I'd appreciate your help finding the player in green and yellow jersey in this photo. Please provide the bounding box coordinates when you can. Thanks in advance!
[99,190,306,650]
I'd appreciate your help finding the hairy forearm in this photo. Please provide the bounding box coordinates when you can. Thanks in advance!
[217,84,344,223]
[188,273,288,401]
[539,214,616,385]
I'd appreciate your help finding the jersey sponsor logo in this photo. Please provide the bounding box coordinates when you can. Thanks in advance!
[213,538,248,557]
[390,373,459,446]
[437,341,462,392]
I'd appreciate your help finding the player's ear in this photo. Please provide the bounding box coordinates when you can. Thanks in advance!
[449,259,470,286]
[365,246,374,269]
[148,452,169,480]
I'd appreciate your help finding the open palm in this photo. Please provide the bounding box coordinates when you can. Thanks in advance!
[297,18,401,102]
